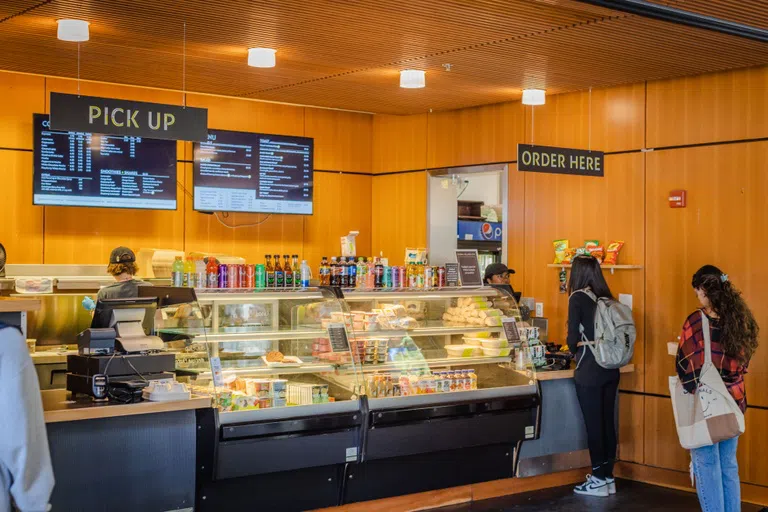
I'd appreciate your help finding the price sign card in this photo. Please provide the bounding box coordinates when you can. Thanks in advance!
[327,323,351,352]
[501,317,521,344]
[455,249,482,287]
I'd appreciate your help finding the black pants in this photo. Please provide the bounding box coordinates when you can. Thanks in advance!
[575,379,619,480]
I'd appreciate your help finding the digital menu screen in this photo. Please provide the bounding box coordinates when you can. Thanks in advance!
[33,114,177,210]
[193,128,313,215]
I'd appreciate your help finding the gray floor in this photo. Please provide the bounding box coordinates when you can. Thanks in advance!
[432,480,764,511]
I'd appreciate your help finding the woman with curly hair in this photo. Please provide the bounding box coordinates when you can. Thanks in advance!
[676,265,759,512]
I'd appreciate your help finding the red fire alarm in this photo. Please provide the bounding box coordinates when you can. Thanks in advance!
[669,190,687,208]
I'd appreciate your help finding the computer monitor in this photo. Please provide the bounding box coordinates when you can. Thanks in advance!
[91,297,158,336]
[137,286,198,307]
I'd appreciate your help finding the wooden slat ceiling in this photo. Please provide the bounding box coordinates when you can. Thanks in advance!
[0,0,766,114]
[648,0,768,30]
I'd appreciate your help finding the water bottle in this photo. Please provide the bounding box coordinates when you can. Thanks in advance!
[300,260,312,288]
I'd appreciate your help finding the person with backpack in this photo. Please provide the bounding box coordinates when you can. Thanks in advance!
[567,255,636,497]
[675,265,758,512]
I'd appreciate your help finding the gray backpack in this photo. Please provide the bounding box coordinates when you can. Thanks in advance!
[575,289,636,370]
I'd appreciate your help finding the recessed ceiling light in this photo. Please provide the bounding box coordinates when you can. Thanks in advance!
[522,89,546,106]
[400,69,426,89]
[248,48,276,68]
[57,19,90,42]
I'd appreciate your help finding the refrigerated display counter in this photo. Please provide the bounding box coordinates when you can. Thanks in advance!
[160,287,541,511]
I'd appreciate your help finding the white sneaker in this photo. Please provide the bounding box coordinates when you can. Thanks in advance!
[606,477,616,495]
[574,475,610,497]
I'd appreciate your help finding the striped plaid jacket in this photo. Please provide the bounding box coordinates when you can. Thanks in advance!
[676,310,748,413]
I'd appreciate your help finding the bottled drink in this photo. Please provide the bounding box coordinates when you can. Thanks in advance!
[424,266,434,289]
[391,266,399,288]
[255,264,266,289]
[265,255,275,288]
[356,257,366,288]
[366,258,375,288]
[330,257,339,286]
[437,267,446,288]
[171,256,184,287]
[183,257,195,287]
[283,255,293,288]
[292,255,300,288]
[194,258,206,289]
[349,257,357,288]
[383,265,392,288]
[206,258,219,289]
[274,254,284,287]
[218,262,229,288]
[339,257,349,287]
[374,258,384,288]
[319,256,330,286]
[300,260,311,288]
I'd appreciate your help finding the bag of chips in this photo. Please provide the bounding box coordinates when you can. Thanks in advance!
[588,246,605,264]
[553,239,569,264]
[604,241,625,265]
[584,240,600,250]
[563,247,578,264]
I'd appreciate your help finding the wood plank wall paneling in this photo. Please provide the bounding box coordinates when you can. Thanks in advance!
[526,83,645,153]
[647,66,768,149]
[645,142,768,403]
[305,109,372,173]
[0,71,44,150]
[522,153,646,391]
[427,101,524,169]
[738,407,768,487]
[303,172,372,266]
[0,150,43,263]
[371,171,427,265]
[185,93,305,137]
[372,114,428,174]
[506,164,526,293]
[643,395,690,472]
[618,392,644,465]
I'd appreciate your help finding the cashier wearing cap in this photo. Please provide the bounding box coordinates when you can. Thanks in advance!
[484,263,519,298]
[96,247,151,301]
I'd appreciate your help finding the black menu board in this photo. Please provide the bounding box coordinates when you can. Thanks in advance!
[32,114,177,210]
[193,128,313,214]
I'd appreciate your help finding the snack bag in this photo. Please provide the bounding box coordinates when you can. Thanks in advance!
[563,247,578,264]
[584,240,600,250]
[588,245,605,264]
[553,239,569,264]
[575,247,590,257]
[604,241,625,265]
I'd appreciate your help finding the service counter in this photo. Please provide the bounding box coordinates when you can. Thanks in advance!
[41,389,210,512]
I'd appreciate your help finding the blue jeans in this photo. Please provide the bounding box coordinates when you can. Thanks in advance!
[691,437,740,512]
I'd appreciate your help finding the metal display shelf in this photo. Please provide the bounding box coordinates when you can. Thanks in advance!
[350,355,512,374]
[158,326,327,342]
[351,323,503,339]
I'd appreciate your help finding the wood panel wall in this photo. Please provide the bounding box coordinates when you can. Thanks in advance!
[0,70,373,269]
[370,64,768,490]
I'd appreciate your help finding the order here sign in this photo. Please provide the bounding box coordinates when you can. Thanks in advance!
[517,144,604,177]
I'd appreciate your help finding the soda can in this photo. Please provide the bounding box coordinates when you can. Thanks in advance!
[239,265,247,288]
[437,267,446,287]
[255,264,266,289]
[424,266,434,289]
[390,266,399,288]
[397,266,406,288]
[227,264,238,288]
[245,264,255,288]
[383,266,392,288]
[218,263,229,289]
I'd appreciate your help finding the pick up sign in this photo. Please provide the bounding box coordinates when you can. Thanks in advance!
[50,93,208,141]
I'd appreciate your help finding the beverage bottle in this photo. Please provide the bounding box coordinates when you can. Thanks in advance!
[366,258,375,288]
[340,257,349,287]
[300,260,311,287]
[182,257,195,287]
[319,256,329,286]
[274,254,284,287]
[171,256,184,287]
[330,257,339,286]
[255,264,266,289]
[559,267,567,294]
[383,265,392,288]
[283,255,293,288]
[356,257,365,288]
[374,258,384,288]
[206,258,219,289]
[292,255,300,288]
[218,262,229,288]
[265,255,275,288]
[348,257,357,288]
[194,258,206,288]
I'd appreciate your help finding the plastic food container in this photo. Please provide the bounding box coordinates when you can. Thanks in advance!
[481,347,512,357]
[462,337,485,347]
[445,345,483,357]
[480,338,509,349]
[15,278,53,294]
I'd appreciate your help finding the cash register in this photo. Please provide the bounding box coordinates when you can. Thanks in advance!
[67,297,175,401]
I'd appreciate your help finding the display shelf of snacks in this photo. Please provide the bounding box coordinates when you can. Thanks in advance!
[552,239,631,272]
[547,263,643,275]
[348,355,511,374]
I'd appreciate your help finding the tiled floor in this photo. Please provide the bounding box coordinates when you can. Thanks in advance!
[430,480,764,511]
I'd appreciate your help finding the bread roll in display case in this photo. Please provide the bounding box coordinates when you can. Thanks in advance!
[156,286,540,511]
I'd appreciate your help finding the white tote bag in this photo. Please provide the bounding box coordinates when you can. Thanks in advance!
[669,312,745,450]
